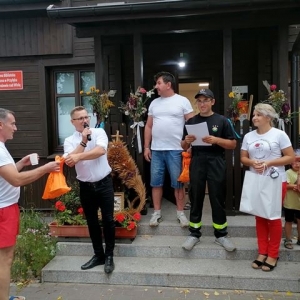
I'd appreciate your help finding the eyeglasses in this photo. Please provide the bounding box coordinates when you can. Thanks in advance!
[72,116,91,121]
[196,99,211,104]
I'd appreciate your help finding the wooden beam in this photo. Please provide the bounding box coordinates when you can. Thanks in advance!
[75,9,300,38]
[223,28,232,112]
[94,35,105,90]
[133,33,143,88]
[223,28,234,209]
[291,54,299,148]
[257,34,269,104]
[278,25,289,96]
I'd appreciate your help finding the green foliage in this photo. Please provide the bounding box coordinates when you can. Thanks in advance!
[11,209,57,282]
[54,181,87,225]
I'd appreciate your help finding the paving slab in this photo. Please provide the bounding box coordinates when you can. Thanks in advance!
[10,282,300,300]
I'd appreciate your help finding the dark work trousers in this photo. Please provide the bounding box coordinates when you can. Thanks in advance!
[189,152,228,238]
[79,175,115,258]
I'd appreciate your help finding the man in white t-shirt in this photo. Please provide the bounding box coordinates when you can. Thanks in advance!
[0,108,60,300]
[64,106,115,274]
[144,72,194,227]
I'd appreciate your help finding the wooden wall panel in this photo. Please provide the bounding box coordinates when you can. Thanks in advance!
[0,17,72,57]
[73,36,94,58]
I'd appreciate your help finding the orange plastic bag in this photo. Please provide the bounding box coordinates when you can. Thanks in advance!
[42,156,71,199]
[177,151,191,183]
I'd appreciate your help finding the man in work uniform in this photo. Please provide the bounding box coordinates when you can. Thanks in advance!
[181,89,237,252]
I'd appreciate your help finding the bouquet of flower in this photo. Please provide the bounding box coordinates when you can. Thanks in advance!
[119,87,154,122]
[80,86,114,125]
[119,86,154,153]
[114,210,141,230]
[262,80,290,123]
[227,89,248,122]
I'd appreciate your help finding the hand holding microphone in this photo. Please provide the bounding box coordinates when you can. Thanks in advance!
[83,122,92,141]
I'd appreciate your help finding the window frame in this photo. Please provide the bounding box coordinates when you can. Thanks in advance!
[50,65,95,153]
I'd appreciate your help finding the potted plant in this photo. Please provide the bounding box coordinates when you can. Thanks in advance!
[48,182,141,239]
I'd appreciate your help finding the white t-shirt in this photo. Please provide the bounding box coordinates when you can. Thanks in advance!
[64,128,112,182]
[148,94,193,150]
[241,127,292,182]
[0,142,20,208]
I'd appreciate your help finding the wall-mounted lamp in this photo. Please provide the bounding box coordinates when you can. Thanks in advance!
[199,82,209,87]
[178,52,188,68]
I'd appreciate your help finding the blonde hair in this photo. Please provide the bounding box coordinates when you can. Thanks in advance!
[253,103,278,126]
[70,106,86,118]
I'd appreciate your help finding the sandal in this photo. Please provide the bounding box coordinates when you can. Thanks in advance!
[284,239,293,249]
[9,297,26,300]
[262,257,279,272]
[251,254,267,269]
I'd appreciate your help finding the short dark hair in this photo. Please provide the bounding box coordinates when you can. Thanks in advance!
[154,71,176,90]
[0,108,14,121]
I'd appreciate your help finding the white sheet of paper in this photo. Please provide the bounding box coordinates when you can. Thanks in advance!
[185,122,211,146]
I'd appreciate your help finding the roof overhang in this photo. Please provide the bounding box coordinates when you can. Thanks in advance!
[0,0,61,15]
[47,0,300,24]
[46,0,300,51]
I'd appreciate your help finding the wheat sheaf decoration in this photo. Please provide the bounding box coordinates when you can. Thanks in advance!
[107,131,146,213]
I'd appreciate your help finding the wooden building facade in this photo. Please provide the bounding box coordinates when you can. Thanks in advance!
[0,0,300,211]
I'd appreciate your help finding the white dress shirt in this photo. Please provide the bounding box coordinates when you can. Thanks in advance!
[64,128,112,182]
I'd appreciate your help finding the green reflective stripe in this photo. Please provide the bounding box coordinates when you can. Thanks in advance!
[213,222,228,230]
[189,221,202,229]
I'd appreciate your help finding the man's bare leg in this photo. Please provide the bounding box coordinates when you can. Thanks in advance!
[152,187,163,210]
[175,187,189,227]
[175,187,185,210]
[0,246,15,300]
[149,187,163,226]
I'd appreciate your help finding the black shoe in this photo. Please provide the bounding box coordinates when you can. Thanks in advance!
[81,255,105,270]
[104,256,115,274]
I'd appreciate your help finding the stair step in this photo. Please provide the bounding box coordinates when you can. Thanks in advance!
[43,200,300,292]
[55,236,300,262]
[42,256,300,292]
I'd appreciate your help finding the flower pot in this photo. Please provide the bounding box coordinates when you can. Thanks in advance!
[48,222,137,239]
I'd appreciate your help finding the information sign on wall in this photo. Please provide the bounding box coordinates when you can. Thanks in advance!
[0,71,23,90]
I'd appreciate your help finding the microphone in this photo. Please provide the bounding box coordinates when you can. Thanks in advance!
[83,122,91,141]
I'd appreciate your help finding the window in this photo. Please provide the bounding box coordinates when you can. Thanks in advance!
[52,68,97,151]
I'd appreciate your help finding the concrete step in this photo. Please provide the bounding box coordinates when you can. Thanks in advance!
[43,199,300,292]
[55,236,300,262]
[42,255,300,292]
[137,222,259,237]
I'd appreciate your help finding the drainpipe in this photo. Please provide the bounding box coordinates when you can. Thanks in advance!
[291,53,299,148]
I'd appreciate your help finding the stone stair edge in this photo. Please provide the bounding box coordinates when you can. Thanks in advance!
[54,236,300,262]
[42,256,300,292]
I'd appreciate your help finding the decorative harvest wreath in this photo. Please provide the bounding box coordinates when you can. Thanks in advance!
[107,131,146,217]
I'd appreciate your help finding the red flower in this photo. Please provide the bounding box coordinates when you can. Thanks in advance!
[127,221,136,230]
[270,84,277,91]
[139,87,146,94]
[115,213,126,223]
[132,212,141,221]
[77,207,84,215]
[55,201,66,212]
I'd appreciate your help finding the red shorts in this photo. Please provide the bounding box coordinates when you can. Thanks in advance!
[0,203,20,248]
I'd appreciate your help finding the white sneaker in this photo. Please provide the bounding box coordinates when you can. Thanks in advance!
[182,236,200,251]
[177,212,189,227]
[149,212,162,227]
[215,236,236,252]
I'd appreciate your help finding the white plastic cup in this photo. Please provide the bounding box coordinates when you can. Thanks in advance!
[29,153,38,165]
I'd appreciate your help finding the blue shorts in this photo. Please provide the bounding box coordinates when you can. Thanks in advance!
[150,150,183,189]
